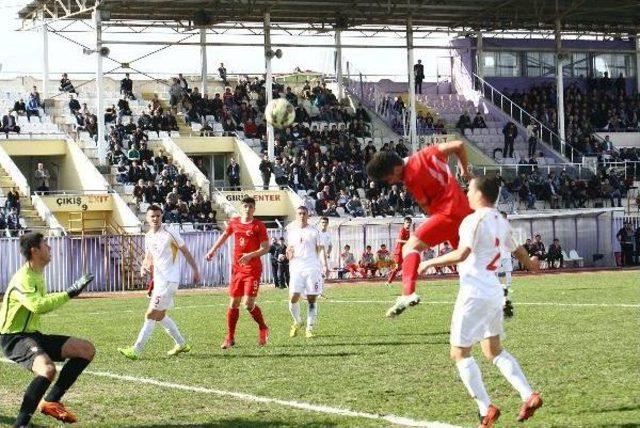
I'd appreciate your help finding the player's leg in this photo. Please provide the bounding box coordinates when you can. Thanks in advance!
[385,255,402,286]
[502,263,514,317]
[481,336,542,421]
[450,298,499,427]
[242,274,269,346]
[222,295,242,349]
[147,282,190,355]
[304,270,322,337]
[2,334,57,427]
[288,270,304,337]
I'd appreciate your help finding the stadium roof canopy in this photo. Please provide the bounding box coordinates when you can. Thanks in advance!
[18,0,640,35]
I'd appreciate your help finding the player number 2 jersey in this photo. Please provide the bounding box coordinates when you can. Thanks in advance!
[457,208,517,298]
[145,226,185,284]
[287,225,322,272]
[403,145,471,216]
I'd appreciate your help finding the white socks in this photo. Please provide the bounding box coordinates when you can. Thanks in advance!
[161,316,186,346]
[504,272,512,289]
[289,301,301,324]
[456,357,491,416]
[493,351,533,401]
[133,319,156,353]
[307,302,318,331]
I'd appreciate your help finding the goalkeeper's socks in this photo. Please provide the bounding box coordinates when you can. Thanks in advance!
[288,301,301,324]
[249,305,268,330]
[134,319,157,353]
[226,308,240,339]
[401,251,421,296]
[45,358,91,402]
[307,301,318,331]
[15,376,51,426]
[161,316,186,346]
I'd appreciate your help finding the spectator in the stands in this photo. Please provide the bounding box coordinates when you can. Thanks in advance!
[472,111,487,129]
[1,110,21,137]
[547,238,563,268]
[456,110,472,135]
[6,207,21,237]
[59,73,76,93]
[34,162,51,193]
[502,121,518,158]
[30,86,43,111]
[218,62,229,86]
[117,98,132,125]
[26,96,41,122]
[226,157,241,189]
[5,187,21,216]
[169,78,183,111]
[120,73,135,99]
[12,99,26,117]
[69,94,81,114]
[177,73,189,92]
[345,195,365,217]
[413,59,424,94]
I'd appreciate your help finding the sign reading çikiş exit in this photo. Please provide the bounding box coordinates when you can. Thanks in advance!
[43,195,112,212]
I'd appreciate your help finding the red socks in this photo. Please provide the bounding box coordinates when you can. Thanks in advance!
[249,305,268,330]
[226,308,239,339]
[387,267,399,284]
[401,251,421,295]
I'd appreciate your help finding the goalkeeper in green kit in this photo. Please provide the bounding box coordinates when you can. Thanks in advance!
[0,232,95,427]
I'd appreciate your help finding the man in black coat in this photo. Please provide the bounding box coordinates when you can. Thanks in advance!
[414,60,425,94]
[226,157,241,190]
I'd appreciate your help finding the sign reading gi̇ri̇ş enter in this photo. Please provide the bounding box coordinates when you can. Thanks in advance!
[43,194,113,212]
[223,191,287,216]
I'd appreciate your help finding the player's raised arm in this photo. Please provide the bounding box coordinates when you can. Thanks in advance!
[437,140,472,180]
[418,247,471,274]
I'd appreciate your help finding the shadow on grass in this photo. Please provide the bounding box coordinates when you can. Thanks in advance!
[129,418,339,427]
[186,351,367,359]
[0,415,48,428]
[268,339,449,349]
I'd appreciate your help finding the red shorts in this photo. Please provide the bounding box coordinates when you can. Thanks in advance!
[414,211,470,249]
[229,268,261,298]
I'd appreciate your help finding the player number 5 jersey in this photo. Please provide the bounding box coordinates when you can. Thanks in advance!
[145,226,185,284]
[457,208,517,298]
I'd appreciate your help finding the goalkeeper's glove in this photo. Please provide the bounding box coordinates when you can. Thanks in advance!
[66,273,95,298]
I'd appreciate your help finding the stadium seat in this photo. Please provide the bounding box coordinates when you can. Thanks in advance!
[569,250,584,267]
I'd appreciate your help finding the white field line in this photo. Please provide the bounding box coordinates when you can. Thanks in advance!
[0,359,458,428]
[48,298,638,318]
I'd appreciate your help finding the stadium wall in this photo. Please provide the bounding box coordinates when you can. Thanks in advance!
[0,210,618,293]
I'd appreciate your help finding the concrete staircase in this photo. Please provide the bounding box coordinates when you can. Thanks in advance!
[0,168,47,229]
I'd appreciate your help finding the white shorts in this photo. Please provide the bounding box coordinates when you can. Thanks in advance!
[148,281,179,311]
[450,294,504,347]
[289,269,324,296]
[497,257,513,273]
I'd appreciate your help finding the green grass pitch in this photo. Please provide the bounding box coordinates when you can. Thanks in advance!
[0,271,638,427]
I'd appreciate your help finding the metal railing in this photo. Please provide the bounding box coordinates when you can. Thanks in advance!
[473,73,585,163]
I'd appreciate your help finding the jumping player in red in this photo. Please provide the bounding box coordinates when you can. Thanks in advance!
[385,216,412,286]
[205,196,270,349]
[366,140,473,317]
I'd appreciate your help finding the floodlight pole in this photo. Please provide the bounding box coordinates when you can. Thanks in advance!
[406,17,418,153]
[555,18,566,156]
[95,9,106,165]
[476,31,484,80]
[636,35,640,94]
[335,29,344,101]
[264,11,275,162]
[200,28,208,95]
[40,10,49,99]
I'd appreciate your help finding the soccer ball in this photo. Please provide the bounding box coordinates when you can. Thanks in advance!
[265,98,295,129]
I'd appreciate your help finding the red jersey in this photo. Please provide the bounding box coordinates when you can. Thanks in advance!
[226,217,268,273]
[376,248,390,260]
[403,145,471,216]
[394,228,411,255]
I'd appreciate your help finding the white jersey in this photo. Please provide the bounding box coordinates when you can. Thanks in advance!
[318,230,332,250]
[457,207,517,299]
[145,225,185,284]
[287,224,322,272]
